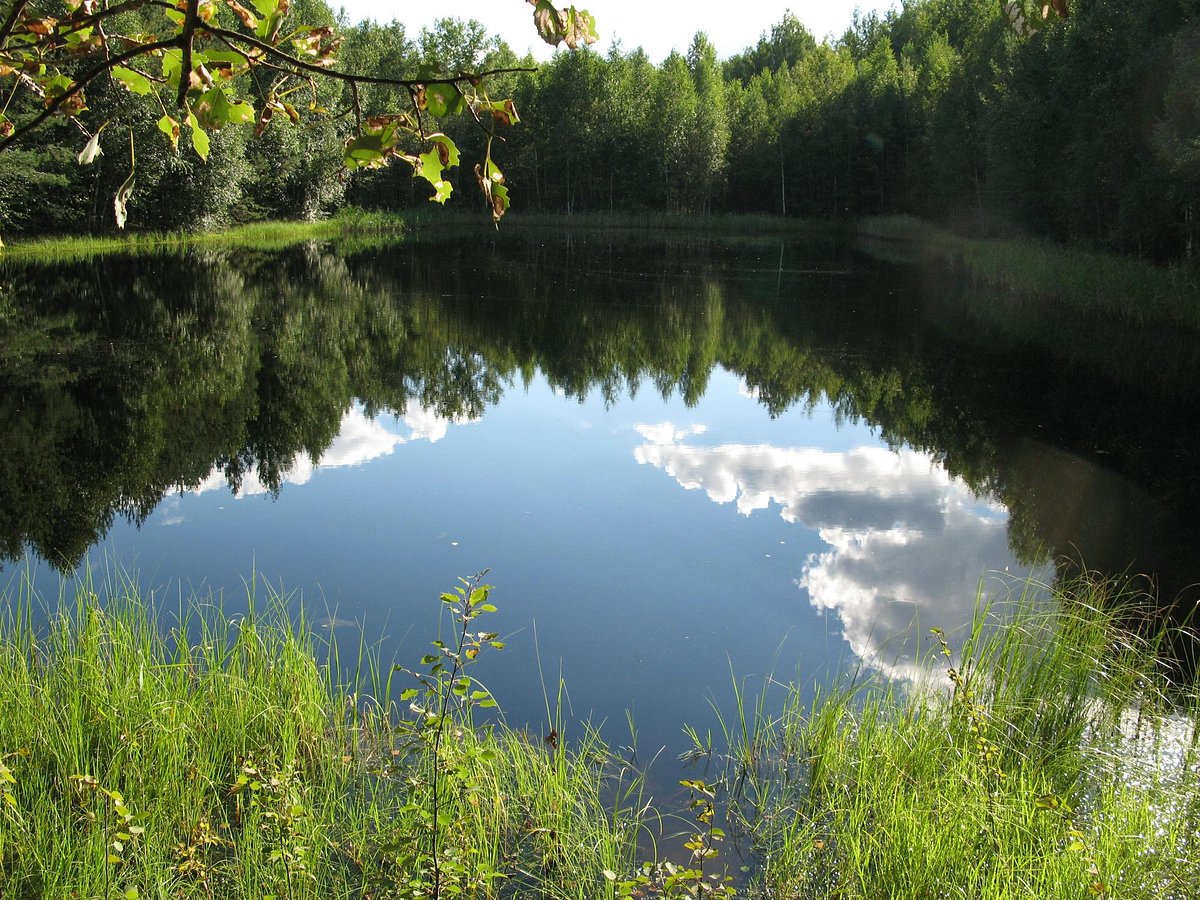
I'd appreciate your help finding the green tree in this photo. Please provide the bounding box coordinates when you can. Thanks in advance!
[686,33,730,214]
[0,0,597,230]
[654,51,699,211]
[724,11,816,83]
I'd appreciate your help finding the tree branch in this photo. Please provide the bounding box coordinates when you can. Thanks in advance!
[176,0,199,108]
[0,0,32,46]
[200,23,535,89]
[0,37,177,151]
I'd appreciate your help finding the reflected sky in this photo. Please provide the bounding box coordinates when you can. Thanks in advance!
[182,406,475,501]
[35,367,1049,756]
[633,416,1052,681]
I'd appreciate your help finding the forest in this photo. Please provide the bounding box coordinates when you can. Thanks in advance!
[1,0,1197,262]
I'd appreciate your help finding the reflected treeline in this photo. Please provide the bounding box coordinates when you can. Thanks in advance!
[3,234,1198,639]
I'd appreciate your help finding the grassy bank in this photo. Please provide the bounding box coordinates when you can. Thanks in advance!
[1,572,1196,898]
[0,208,409,263]
[723,576,1200,899]
[0,572,639,898]
[859,215,1200,331]
[0,210,832,264]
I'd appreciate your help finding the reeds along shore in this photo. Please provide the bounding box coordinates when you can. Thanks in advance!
[0,570,1196,898]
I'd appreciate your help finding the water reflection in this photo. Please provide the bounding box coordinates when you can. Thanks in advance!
[1,231,1198,677]
[633,425,1050,678]
[188,405,472,499]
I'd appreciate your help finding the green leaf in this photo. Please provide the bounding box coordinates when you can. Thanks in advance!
[193,87,254,130]
[111,66,152,95]
[42,73,74,99]
[424,82,464,118]
[416,140,455,204]
[186,112,210,161]
[343,133,387,168]
[162,48,182,84]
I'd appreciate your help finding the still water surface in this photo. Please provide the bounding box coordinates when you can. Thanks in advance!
[2,228,1196,757]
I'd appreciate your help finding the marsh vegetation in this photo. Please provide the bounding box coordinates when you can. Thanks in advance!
[1,571,1196,898]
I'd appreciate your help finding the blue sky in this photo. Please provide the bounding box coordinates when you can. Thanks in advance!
[333,1,896,63]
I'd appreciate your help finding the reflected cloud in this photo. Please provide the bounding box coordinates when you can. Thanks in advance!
[189,405,472,500]
[634,422,708,445]
[633,423,1050,679]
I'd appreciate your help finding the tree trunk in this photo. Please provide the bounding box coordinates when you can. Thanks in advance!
[780,148,786,217]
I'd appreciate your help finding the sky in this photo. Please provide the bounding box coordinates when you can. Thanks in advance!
[332,1,897,63]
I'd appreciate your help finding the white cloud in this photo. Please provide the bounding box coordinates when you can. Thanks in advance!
[632,426,1052,679]
[188,405,474,500]
[634,421,708,445]
[403,406,456,444]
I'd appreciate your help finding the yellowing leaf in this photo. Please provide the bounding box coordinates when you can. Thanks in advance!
[157,114,181,151]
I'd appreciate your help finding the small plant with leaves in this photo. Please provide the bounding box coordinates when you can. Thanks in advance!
[171,816,233,891]
[931,627,1006,786]
[230,756,317,898]
[608,777,734,900]
[0,748,31,870]
[69,774,145,900]
[382,570,506,899]
[1033,792,1108,899]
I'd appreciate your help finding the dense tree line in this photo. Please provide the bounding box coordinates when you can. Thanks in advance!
[502,0,1198,260]
[2,0,1197,260]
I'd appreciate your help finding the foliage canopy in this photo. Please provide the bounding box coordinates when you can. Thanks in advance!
[0,0,596,225]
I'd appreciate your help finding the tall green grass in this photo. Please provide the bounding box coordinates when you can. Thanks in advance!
[0,570,640,898]
[716,576,1200,900]
[2,569,1194,898]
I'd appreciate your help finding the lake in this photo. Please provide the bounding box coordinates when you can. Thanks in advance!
[2,226,1198,760]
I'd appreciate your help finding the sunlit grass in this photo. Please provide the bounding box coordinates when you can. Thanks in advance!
[1,568,1195,898]
[0,208,408,264]
[0,569,640,898]
[722,575,1200,900]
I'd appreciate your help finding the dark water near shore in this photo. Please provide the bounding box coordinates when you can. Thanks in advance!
[2,227,1198,758]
